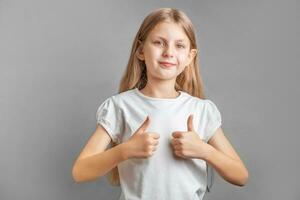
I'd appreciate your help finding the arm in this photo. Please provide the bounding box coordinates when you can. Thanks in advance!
[72,125,128,182]
[204,127,249,186]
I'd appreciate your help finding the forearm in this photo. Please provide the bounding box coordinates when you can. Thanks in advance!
[203,145,249,186]
[72,143,128,182]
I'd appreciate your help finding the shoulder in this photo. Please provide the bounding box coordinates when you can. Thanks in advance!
[109,89,135,104]
[98,89,135,109]
[186,94,220,112]
[203,99,219,109]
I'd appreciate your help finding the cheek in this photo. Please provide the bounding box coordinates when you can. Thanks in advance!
[177,53,189,66]
[144,48,160,63]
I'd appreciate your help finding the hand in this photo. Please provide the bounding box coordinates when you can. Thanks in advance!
[171,114,210,159]
[125,116,160,159]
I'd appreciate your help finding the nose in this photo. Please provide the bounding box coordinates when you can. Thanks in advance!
[162,45,174,58]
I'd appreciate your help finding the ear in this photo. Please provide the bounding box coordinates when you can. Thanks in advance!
[185,48,197,66]
[136,40,145,61]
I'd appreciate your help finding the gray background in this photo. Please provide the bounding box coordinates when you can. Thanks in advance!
[1,0,299,199]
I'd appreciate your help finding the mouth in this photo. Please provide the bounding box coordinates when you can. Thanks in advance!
[159,61,176,68]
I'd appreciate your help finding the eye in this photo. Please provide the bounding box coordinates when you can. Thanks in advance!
[153,40,163,46]
[177,44,186,49]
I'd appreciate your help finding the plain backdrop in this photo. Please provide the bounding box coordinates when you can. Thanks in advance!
[1,0,299,200]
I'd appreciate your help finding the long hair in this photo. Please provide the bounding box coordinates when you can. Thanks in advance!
[106,7,207,186]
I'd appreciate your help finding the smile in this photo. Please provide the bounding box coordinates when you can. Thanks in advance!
[159,62,176,68]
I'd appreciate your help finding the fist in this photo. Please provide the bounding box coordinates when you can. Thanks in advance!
[126,116,160,159]
[171,114,209,159]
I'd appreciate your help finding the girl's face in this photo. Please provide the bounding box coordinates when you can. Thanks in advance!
[138,21,197,81]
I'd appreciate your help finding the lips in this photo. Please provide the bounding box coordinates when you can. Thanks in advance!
[159,61,176,67]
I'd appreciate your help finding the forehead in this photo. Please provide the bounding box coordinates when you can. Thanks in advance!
[147,22,189,42]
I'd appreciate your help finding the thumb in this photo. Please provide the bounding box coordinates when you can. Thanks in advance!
[187,114,195,132]
[136,116,150,133]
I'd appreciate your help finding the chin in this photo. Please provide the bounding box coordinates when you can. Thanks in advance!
[148,68,180,80]
[154,74,178,81]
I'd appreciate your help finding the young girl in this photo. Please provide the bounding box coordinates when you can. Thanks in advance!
[72,7,249,200]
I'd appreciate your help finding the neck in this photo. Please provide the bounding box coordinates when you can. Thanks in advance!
[139,78,179,99]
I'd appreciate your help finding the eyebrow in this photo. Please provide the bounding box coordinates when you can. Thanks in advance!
[153,36,187,42]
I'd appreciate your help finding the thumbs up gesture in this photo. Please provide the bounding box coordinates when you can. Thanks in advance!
[125,116,160,159]
[171,114,210,159]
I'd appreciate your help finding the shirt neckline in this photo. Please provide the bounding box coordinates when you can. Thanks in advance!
[134,87,183,101]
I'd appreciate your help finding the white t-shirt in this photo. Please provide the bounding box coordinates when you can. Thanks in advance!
[96,88,222,200]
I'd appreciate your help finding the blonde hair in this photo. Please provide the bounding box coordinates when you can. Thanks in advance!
[106,7,207,186]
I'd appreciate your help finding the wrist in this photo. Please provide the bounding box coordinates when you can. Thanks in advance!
[119,142,131,160]
[203,143,215,162]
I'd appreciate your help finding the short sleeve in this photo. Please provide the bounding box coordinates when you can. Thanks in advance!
[203,100,222,142]
[96,97,124,143]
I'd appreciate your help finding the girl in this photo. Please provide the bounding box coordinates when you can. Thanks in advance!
[72,7,249,200]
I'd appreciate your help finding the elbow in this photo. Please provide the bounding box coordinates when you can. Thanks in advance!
[72,160,101,183]
[236,169,249,187]
[72,162,84,183]
[72,166,81,183]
